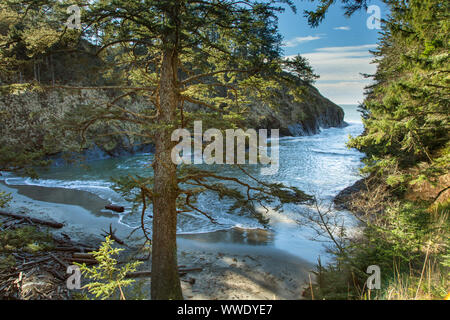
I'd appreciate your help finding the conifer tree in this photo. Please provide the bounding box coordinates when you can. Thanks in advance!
[1,0,320,299]
[71,0,313,300]
[348,0,449,175]
[307,0,449,184]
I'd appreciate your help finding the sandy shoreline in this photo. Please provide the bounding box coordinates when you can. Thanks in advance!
[0,182,313,300]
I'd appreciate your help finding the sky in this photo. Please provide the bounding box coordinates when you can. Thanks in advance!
[277,0,388,105]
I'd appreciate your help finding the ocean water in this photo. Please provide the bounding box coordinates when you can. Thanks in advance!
[1,105,364,262]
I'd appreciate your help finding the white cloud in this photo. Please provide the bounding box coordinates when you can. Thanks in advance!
[286,44,378,104]
[314,81,371,105]
[333,26,351,31]
[315,44,377,52]
[287,44,377,81]
[282,35,322,48]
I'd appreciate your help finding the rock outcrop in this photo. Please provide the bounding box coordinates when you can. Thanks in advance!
[334,179,369,211]
[246,83,345,136]
[0,82,345,165]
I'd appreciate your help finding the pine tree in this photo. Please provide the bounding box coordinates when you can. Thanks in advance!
[306,0,449,184]
[67,0,312,300]
[349,0,449,174]
[1,0,321,299]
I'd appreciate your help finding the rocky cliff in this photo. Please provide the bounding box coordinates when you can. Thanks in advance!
[0,83,345,164]
[246,83,345,136]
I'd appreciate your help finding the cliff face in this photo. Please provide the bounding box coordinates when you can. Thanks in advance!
[0,88,148,162]
[0,83,345,163]
[246,84,345,136]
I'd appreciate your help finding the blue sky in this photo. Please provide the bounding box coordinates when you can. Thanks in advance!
[277,0,388,104]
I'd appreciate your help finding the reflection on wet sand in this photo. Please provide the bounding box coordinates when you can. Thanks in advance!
[6,184,115,218]
[4,183,276,248]
[179,227,274,246]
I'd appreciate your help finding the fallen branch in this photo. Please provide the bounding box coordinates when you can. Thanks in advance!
[72,253,95,260]
[125,267,203,278]
[19,257,52,269]
[48,253,69,269]
[0,211,64,228]
[54,246,96,253]
[45,268,66,281]
[69,258,98,265]
[101,224,126,246]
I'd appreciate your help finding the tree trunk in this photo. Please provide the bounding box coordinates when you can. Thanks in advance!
[50,54,55,85]
[150,47,183,300]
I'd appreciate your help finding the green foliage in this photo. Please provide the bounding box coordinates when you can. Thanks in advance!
[0,253,16,270]
[0,224,55,276]
[0,225,54,253]
[0,0,97,85]
[76,236,142,300]
[0,191,12,207]
[307,201,449,300]
[347,0,449,179]
[303,0,449,300]
[282,55,319,84]
[304,0,369,27]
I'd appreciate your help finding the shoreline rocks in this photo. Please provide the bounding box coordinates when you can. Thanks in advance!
[333,179,368,211]
[247,84,345,137]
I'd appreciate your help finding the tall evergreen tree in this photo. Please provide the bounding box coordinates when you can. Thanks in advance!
[348,0,449,176]
[67,0,312,299]
[0,0,322,299]
[307,0,449,184]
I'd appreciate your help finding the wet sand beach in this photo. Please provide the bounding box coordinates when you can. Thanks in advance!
[0,182,313,299]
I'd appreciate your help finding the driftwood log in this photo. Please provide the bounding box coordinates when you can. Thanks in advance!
[0,211,64,228]
[54,246,96,253]
[72,253,95,259]
[69,258,98,265]
[48,253,69,269]
[105,205,125,213]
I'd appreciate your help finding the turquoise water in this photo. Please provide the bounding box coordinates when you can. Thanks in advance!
[2,105,364,261]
